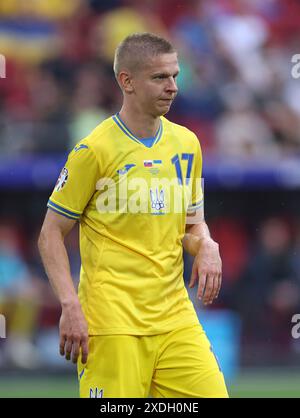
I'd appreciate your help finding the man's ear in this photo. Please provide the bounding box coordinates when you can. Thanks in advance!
[118,71,134,94]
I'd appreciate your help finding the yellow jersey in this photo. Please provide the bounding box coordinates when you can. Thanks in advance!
[48,114,203,335]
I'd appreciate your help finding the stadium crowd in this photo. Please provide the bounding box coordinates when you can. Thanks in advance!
[0,0,300,157]
[0,0,300,369]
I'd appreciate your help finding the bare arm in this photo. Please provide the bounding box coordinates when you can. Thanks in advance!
[183,207,222,305]
[182,221,211,257]
[38,209,88,364]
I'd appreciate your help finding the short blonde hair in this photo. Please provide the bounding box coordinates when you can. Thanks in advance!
[113,32,176,77]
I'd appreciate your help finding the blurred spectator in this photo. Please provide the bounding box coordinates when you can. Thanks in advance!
[265,101,300,156]
[212,0,271,93]
[69,63,110,148]
[215,82,280,160]
[89,0,167,64]
[232,217,300,352]
[0,223,42,368]
[209,217,250,305]
[0,0,299,157]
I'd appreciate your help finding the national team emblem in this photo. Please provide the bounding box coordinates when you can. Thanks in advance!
[89,388,104,398]
[150,188,165,211]
[55,167,68,192]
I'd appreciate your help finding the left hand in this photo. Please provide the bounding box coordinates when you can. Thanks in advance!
[189,238,222,305]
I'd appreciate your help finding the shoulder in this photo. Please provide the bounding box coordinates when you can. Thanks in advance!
[83,116,115,149]
[70,116,115,157]
[162,117,201,149]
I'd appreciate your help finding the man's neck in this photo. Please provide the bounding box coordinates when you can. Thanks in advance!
[119,105,160,139]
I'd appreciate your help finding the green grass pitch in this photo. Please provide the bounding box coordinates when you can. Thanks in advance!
[0,369,300,398]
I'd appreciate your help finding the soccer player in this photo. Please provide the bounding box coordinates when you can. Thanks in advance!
[38,33,228,398]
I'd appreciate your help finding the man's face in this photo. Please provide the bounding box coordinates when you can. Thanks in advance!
[131,52,179,117]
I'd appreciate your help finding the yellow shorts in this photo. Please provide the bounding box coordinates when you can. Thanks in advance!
[77,324,228,398]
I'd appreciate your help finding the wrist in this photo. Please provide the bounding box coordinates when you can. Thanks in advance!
[197,236,217,251]
[61,296,81,310]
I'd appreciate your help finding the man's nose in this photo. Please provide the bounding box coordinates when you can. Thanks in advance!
[166,77,178,93]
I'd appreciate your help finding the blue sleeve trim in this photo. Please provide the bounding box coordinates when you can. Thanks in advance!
[47,205,79,221]
[47,200,81,219]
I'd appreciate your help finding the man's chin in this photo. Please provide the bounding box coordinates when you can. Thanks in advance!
[156,102,172,116]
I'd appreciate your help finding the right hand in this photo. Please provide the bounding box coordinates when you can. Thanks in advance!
[59,302,89,364]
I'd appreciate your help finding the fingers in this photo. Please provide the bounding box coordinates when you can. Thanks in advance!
[65,338,73,361]
[59,334,66,357]
[59,308,89,364]
[71,339,80,364]
[80,338,89,364]
[189,261,198,288]
[215,273,222,299]
[198,274,221,305]
[60,334,89,364]
[203,274,218,305]
[197,272,207,300]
